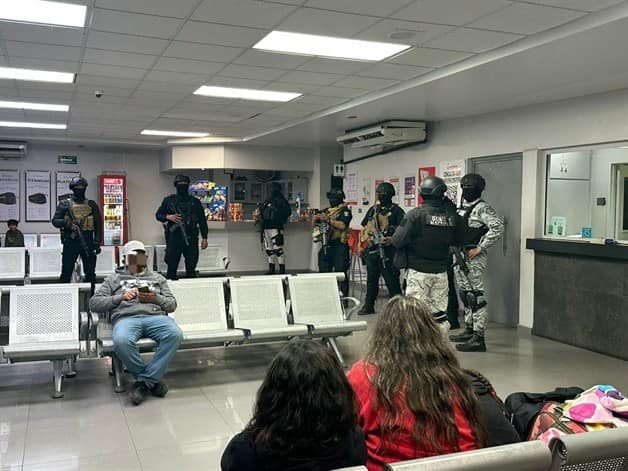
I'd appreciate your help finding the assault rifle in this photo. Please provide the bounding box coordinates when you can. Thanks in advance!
[67,205,94,256]
[312,210,330,255]
[452,245,470,275]
[166,200,189,247]
[367,205,394,268]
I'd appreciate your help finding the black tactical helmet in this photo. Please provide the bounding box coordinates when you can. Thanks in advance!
[326,188,345,200]
[419,176,447,198]
[173,174,191,186]
[460,173,486,191]
[270,182,282,194]
[376,182,395,197]
[69,176,88,189]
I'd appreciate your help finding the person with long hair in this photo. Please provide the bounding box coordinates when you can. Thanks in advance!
[347,296,488,470]
[221,340,367,470]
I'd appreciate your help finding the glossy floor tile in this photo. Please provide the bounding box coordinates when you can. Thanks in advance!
[2,307,628,470]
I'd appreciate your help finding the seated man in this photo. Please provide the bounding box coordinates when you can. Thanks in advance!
[90,240,182,405]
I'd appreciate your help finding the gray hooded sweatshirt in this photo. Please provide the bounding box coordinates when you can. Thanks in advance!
[89,268,177,323]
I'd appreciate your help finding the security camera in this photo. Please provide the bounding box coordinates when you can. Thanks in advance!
[94,90,104,98]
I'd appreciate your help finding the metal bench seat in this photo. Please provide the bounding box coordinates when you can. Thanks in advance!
[0,247,26,282]
[3,341,80,360]
[549,426,628,470]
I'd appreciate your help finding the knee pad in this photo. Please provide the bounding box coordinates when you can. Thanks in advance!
[273,234,284,245]
[460,290,487,312]
[275,248,284,257]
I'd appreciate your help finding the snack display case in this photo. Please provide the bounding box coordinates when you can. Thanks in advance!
[98,175,127,246]
[189,180,228,222]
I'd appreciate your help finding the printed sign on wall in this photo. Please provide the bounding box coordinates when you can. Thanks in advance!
[361,177,371,206]
[25,170,51,222]
[439,160,465,206]
[0,169,20,222]
[56,171,81,204]
[404,176,416,207]
[417,166,436,206]
[388,176,400,204]
[346,172,358,205]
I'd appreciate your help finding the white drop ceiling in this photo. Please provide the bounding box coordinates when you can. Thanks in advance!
[0,0,625,147]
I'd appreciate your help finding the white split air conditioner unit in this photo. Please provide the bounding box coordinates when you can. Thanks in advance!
[0,141,27,160]
[337,121,426,150]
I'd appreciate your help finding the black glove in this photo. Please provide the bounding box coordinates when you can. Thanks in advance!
[93,245,102,255]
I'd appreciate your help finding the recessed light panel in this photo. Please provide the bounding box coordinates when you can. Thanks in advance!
[141,130,210,138]
[0,0,87,28]
[0,67,75,84]
[0,100,69,112]
[194,85,301,102]
[254,31,411,61]
[0,121,66,129]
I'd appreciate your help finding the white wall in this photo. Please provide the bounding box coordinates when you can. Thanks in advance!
[345,87,628,328]
[1,143,170,245]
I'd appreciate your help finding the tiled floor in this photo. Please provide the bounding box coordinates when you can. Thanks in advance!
[2,313,628,470]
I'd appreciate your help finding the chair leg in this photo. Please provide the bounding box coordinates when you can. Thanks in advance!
[111,355,125,393]
[324,337,345,367]
[65,356,77,378]
[52,359,65,399]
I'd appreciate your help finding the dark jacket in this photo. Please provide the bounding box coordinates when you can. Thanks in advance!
[4,229,24,247]
[52,197,103,245]
[155,194,209,240]
[260,194,291,230]
[220,427,367,471]
[392,198,462,273]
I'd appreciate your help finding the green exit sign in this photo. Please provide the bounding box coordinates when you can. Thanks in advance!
[58,155,78,164]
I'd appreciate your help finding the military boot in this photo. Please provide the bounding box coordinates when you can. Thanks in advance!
[456,333,486,352]
[449,327,473,343]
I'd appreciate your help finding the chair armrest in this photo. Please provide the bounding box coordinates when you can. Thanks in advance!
[342,297,361,319]
[79,311,89,340]
[89,311,100,330]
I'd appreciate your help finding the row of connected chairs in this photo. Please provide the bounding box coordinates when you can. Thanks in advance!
[335,426,628,470]
[0,244,228,283]
[94,273,365,392]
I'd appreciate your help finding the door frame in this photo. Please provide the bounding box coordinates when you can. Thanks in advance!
[614,164,628,241]
[467,153,523,326]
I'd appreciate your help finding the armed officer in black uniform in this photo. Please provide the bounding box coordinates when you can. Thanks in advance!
[156,174,209,280]
[358,182,405,315]
[52,177,102,290]
[313,188,352,296]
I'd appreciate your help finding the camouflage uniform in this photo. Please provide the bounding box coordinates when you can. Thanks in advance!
[454,200,504,336]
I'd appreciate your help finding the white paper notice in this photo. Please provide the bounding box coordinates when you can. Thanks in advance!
[346,172,358,204]
[56,171,80,203]
[26,170,51,222]
[439,160,465,206]
[0,169,20,221]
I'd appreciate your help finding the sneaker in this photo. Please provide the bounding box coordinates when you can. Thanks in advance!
[449,328,474,343]
[128,381,150,405]
[455,334,487,352]
[151,381,169,398]
[358,306,375,315]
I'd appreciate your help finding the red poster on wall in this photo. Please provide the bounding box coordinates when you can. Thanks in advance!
[417,166,436,206]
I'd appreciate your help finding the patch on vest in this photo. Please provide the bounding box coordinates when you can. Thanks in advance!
[426,215,455,227]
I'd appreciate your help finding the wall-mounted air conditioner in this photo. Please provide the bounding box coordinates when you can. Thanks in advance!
[0,141,27,160]
[337,121,426,150]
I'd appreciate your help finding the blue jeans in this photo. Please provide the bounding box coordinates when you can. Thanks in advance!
[112,315,183,388]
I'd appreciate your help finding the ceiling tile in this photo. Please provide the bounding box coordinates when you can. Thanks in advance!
[15,89,74,101]
[0,23,85,46]
[77,75,141,89]
[313,85,369,98]
[153,57,225,75]
[298,58,370,75]
[86,31,169,55]
[333,75,399,89]
[263,82,320,94]
[513,0,623,12]
[162,110,221,121]
[424,28,523,53]
[183,95,235,105]
[83,49,157,69]
[91,9,184,39]
[355,20,454,46]
[389,47,473,67]
[234,50,310,69]
[5,42,82,62]
[469,3,586,35]
[95,0,200,19]
[277,8,379,36]
[218,64,287,81]
[100,128,144,139]
[66,126,104,137]
[81,63,148,80]
[393,0,512,26]
[206,76,271,89]
[6,57,79,73]
[294,94,346,106]
[305,0,413,17]
[175,21,267,47]
[257,0,306,4]
[192,0,297,28]
[163,42,243,62]
[278,71,344,86]
[0,110,27,121]
[356,63,431,80]
[136,81,199,93]
[144,70,211,84]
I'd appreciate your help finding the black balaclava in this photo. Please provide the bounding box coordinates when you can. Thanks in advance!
[378,192,393,207]
[73,186,86,201]
[176,183,189,197]
[462,187,482,202]
[328,193,343,207]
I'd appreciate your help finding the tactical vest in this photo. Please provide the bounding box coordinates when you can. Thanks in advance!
[457,200,489,246]
[173,196,198,229]
[327,204,350,244]
[360,206,391,244]
[72,200,95,231]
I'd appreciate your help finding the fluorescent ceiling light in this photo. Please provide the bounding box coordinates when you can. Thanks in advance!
[141,130,210,138]
[0,121,66,129]
[194,85,301,102]
[253,31,411,61]
[0,66,75,84]
[0,100,69,112]
[0,0,87,28]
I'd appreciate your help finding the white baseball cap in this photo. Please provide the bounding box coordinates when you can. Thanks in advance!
[123,240,146,256]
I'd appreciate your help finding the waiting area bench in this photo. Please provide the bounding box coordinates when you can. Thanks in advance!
[93,273,364,392]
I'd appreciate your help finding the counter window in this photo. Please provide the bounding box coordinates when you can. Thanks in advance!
[545,147,628,241]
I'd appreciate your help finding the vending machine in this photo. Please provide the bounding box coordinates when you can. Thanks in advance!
[98,174,127,246]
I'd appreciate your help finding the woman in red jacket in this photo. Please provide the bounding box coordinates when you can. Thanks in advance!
[347,295,487,471]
